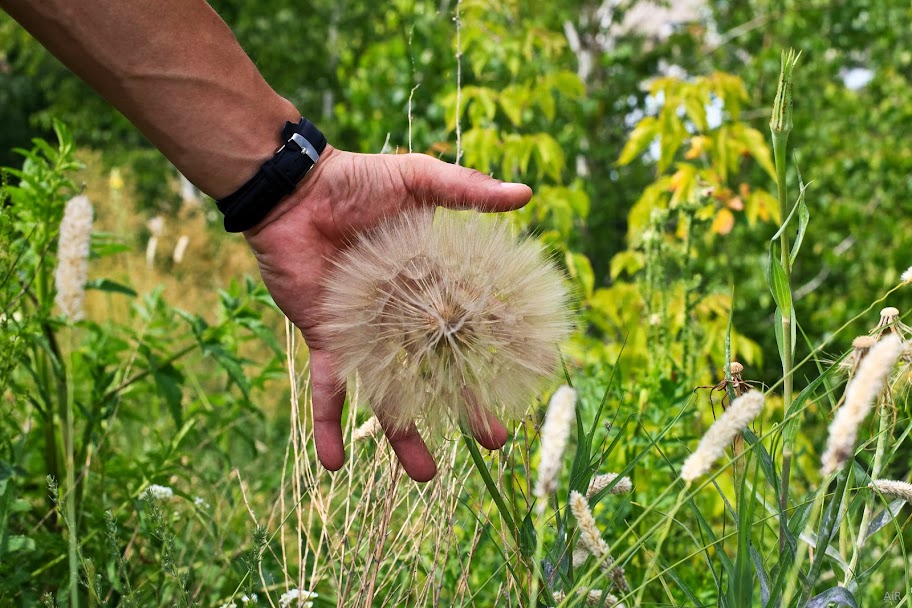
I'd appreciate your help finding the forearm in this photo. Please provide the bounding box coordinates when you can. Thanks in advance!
[1,0,299,198]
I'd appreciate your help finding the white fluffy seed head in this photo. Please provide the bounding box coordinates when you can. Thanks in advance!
[54,195,93,321]
[681,390,765,482]
[318,208,573,434]
[901,266,912,284]
[352,416,382,442]
[821,335,902,477]
[869,479,912,503]
[587,473,632,498]
[534,386,577,498]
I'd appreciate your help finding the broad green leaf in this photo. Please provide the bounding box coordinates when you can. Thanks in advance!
[6,535,36,553]
[502,134,535,181]
[498,84,527,126]
[531,133,564,181]
[609,251,645,280]
[617,116,658,166]
[462,128,501,175]
[565,252,594,299]
[738,125,777,181]
[658,107,685,172]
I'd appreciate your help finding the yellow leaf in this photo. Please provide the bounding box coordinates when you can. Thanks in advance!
[711,208,736,235]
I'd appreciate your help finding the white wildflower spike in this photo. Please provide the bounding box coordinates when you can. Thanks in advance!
[821,335,903,477]
[569,490,629,593]
[869,479,912,503]
[352,416,382,442]
[173,235,190,264]
[681,391,765,481]
[144,484,174,501]
[534,386,577,499]
[586,473,632,498]
[318,208,572,434]
[902,266,912,284]
[54,195,93,321]
[240,594,258,604]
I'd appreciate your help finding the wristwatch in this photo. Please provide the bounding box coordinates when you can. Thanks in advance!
[216,117,327,232]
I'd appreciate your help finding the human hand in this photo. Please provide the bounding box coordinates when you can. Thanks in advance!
[243,146,533,481]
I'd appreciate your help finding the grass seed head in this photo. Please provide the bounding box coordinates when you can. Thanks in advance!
[586,473,633,498]
[54,195,94,321]
[869,479,912,503]
[318,208,572,434]
[569,490,629,593]
[534,385,577,499]
[681,390,765,481]
[821,334,903,477]
[552,588,623,607]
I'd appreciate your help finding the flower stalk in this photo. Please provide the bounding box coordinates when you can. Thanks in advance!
[770,48,800,553]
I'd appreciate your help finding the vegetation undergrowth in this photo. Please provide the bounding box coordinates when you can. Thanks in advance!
[3,2,912,607]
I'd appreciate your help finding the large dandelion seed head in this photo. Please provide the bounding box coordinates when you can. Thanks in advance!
[318,208,573,433]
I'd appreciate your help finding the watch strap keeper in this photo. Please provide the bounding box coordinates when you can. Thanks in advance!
[216,117,327,232]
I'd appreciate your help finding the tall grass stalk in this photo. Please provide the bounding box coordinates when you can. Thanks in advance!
[769,48,800,553]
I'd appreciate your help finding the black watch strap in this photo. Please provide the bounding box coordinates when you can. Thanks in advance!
[216,117,327,232]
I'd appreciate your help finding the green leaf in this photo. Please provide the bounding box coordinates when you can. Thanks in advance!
[498,84,527,126]
[6,535,36,553]
[767,254,792,319]
[532,134,564,181]
[739,125,777,181]
[565,252,594,299]
[789,169,811,266]
[85,278,137,298]
[617,116,658,166]
[609,251,645,280]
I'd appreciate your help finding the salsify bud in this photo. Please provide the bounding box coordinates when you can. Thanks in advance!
[770,49,800,136]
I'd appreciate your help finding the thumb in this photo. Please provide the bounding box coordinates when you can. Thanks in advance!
[401,153,533,212]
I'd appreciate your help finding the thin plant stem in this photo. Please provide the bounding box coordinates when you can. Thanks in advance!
[64,330,79,608]
[845,391,893,586]
[773,126,794,553]
[770,48,799,555]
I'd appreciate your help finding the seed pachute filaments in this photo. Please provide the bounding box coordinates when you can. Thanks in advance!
[318,208,573,434]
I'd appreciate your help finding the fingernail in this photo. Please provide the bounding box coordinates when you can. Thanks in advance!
[499,182,528,190]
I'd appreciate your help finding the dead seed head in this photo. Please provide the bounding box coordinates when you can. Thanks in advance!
[852,335,876,350]
[729,361,744,375]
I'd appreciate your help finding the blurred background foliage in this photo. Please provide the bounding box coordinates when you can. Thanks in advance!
[3,0,912,604]
[3,0,910,386]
